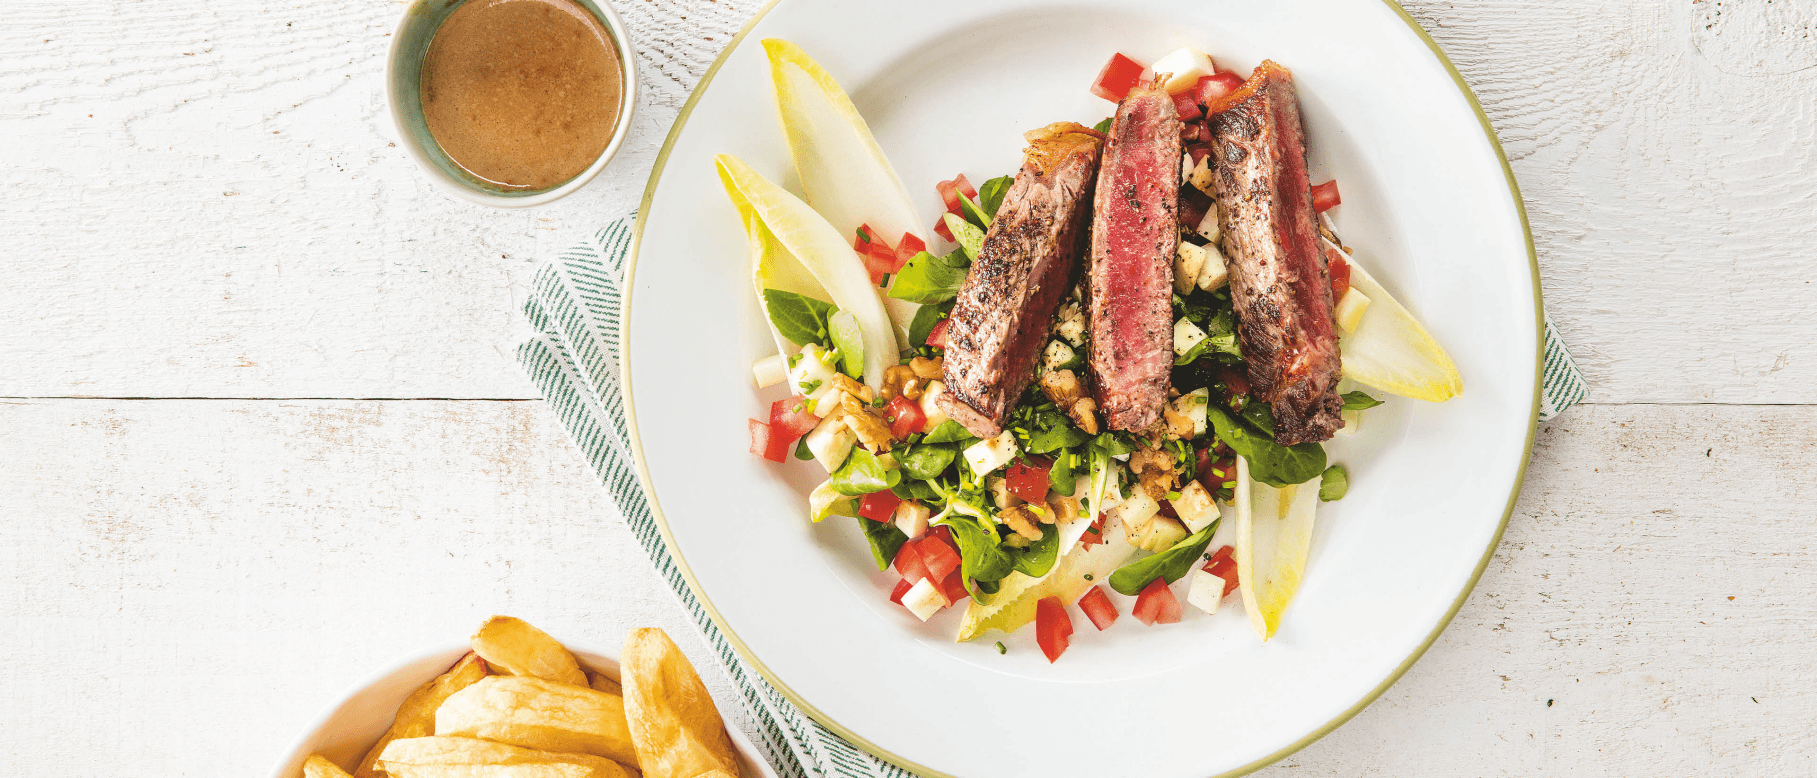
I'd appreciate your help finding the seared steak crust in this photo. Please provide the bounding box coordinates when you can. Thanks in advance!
[939,122,1105,437]
[1088,81,1181,432]
[1206,61,1343,445]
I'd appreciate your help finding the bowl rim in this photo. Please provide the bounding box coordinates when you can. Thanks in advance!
[265,640,779,778]
[384,0,641,209]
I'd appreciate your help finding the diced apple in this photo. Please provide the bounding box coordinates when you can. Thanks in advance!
[893,500,930,538]
[918,380,950,431]
[1181,153,1194,185]
[1171,480,1218,533]
[788,343,840,401]
[1187,568,1226,614]
[986,476,1018,510]
[1133,514,1188,553]
[811,388,846,418]
[1054,301,1086,346]
[1116,487,1160,532]
[1335,286,1371,334]
[1042,339,1077,372]
[901,577,949,621]
[1195,202,1223,244]
[963,431,1020,476]
[1174,242,1207,295]
[752,353,787,388]
[1169,388,1210,439]
[804,414,855,472]
[1173,318,1208,357]
[1338,408,1363,436]
[1187,155,1215,196]
[1197,242,1229,292]
[1150,47,1216,94]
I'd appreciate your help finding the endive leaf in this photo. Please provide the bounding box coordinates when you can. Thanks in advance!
[955,518,1135,642]
[1337,249,1464,402]
[1235,456,1318,640]
[717,154,899,387]
[719,167,828,357]
[764,38,926,335]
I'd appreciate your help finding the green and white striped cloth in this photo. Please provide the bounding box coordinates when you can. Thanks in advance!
[512,213,1585,778]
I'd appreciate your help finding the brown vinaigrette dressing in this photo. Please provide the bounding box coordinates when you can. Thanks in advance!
[420,0,622,190]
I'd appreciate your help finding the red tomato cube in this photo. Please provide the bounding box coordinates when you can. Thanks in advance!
[886,395,926,439]
[1079,515,1106,549]
[1004,458,1053,504]
[1195,71,1249,113]
[889,577,914,605]
[892,543,930,585]
[935,175,975,216]
[748,419,772,459]
[1327,246,1351,301]
[765,395,819,461]
[916,536,962,581]
[858,491,901,523]
[1090,52,1146,102]
[925,318,952,350]
[937,570,969,605]
[932,216,955,242]
[895,232,926,267]
[1132,578,1182,625]
[1171,90,1202,122]
[1078,585,1119,631]
[1035,596,1074,663]
[1311,180,1341,213]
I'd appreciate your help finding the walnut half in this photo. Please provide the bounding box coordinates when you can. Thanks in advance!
[1039,369,1101,434]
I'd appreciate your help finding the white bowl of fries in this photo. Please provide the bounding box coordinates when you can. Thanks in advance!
[269,617,778,778]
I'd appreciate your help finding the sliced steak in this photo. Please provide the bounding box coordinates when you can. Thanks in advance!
[939,122,1105,437]
[1206,60,1342,444]
[1088,80,1181,432]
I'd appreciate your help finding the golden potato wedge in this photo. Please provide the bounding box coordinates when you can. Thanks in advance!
[691,772,739,778]
[435,676,638,767]
[377,736,628,778]
[354,652,489,778]
[586,671,622,697]
[304,754,356,778]
[620,628,741,778]
[470,617,587,687]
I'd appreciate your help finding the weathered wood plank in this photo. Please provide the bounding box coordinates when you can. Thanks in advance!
[2,0,1814,401]
[2,400,1811,775]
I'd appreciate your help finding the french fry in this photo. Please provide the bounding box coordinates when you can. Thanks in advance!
[354,652,489,778]
[304,754,356,778]
[620,628,741,778]
[377,736,629,778]
[435,676,639,768]
[586,671,622,697]
[470,617,588,687]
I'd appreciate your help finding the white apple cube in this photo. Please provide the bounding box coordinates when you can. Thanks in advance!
[1169,387,1210,439]
[964,431,1020,476]
[893,500,930,538]
[1116,487,1160,531]
[788,344,840,401]
[752,353,787,389]
[1171,480,1218,533]
[1174,242,1207,295]
[1188,154,1215,196]
[1187,569,1226,614]
[901,577,949,621]
[1338,408,1363,436]
[1335,287,1371,334]
[1196,202,1223,245]
[804,414,855,472]
[1196,242,1229,292]
[1150,47,1215,94]
[1174,318,1209,357]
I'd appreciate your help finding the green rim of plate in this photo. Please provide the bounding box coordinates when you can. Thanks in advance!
[619,1,1545,775]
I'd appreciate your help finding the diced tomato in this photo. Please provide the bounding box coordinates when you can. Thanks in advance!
[1078,585,1119,631]
[764,395,818,462]
[935,174,975,216]
[892,542,930,585]
[889,577,913,604]
[927,523,955,549]
[1090,52,1146,102]
[932,216,954,242]
[885,395,927,439]
[895,232,926,268]
[926,318,952,350]
[1217,365,1250,399]
[916,536,962,581]
[1193,71,1248,110]
[1186,143,1212,166]
[1327,246,1351,301]
[938,570,969,604]
[1180,186,1212,234]
[1199,455,1236,493]
[1171,90,1202,123]
[1311,180,1341,213]
[1079,514,1107,549]
[1004,458,1053,504]
[1035,596,1074,663]
[1205,546,1240,597]
[1132,578,1183,625]
[858,491,901,523]
[748,419,771,458]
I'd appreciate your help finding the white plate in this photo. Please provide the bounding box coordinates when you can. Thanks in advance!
[267,644,778,778]
[623,1,1540,776]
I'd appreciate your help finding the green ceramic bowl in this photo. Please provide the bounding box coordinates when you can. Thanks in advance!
[385,0,638,208]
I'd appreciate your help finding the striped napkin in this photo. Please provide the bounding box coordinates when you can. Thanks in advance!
[512,213,1586,778]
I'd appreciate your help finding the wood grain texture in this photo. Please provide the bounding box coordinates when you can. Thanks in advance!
[0,399,748,777]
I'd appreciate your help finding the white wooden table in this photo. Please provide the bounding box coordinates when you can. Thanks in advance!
[4,1,1814,775]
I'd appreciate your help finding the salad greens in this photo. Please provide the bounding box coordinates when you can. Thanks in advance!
[1319,464,1348,502]
[1205,405,1326,487]
[858,516,908,572]
[977,175,1013,218]
[762,289,836,348]
[890,249,969,304]
[942,212,987,261]
[829,448,900,495]
[827,310,865,378]
[1108,524,1218,595]
[908,301,951,348]
[1342,390,1383,410]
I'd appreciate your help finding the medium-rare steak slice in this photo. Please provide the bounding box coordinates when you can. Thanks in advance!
[939,122,1105,437]
[1206,60,1343,444]
[1088,79,1181,432]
